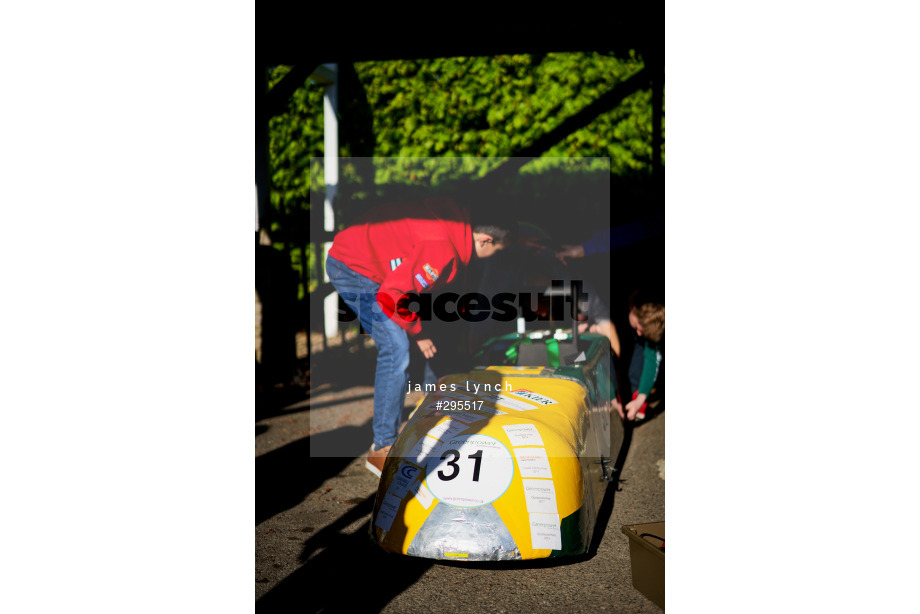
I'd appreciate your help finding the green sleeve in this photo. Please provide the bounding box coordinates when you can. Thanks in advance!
[638,343,662,395]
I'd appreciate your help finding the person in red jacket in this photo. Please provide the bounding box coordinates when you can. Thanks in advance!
[325,197,516,476]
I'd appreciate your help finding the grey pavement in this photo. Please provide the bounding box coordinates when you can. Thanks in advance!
[256,353,665,613]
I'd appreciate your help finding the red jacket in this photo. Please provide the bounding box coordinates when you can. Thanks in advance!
[328,198,473,336]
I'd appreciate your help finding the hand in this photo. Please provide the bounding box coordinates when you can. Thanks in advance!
[594,320,620,358]
[613,397,625,419]
[416,338,437,359]
[625,394,647,420]
[555,244,585,265]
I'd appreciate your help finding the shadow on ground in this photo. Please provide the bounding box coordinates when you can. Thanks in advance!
[257,336,379,423]
[256,510,434,613]
[257,425,373,525]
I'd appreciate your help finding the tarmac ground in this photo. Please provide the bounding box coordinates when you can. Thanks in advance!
[256,338,665,613]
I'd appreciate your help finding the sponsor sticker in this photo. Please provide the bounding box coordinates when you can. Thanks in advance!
[374,493,402,531]
[414,273,429,289]
[529,513,562,550]
[508,389,558,406]
[502,423,545,447]
[434,411,486,425]
[482,393,536,411]
[470,404,507,416]
[425,418,468,442]
[388,462,422,499]
[522,479,558,514]
[513,447,553,479]
[423,263,439,282]
[406,435,444,466]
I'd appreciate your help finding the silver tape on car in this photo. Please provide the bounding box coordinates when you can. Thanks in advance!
[407,503,521,561]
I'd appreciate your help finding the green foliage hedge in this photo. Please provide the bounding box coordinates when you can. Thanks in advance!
[264,52,664,294]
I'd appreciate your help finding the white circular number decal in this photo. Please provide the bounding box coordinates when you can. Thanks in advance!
[425,435,514,507]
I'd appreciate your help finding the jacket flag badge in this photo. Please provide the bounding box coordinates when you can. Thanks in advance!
[423,263,439,283]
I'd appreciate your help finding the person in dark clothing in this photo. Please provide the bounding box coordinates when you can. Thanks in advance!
[624,291,664,421]
[554,212,665,264]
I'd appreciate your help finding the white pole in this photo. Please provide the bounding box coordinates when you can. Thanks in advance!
[323,63,338,233]
[323,64,339,339]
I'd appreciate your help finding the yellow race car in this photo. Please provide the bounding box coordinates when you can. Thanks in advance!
[370,329,624,561]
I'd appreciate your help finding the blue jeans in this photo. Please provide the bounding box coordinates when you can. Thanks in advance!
[325,255,409,449]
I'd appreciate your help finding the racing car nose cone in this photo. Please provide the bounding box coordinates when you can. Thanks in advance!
[407,503,521,561]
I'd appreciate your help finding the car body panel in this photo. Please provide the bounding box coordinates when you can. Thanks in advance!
[371,332,623,561]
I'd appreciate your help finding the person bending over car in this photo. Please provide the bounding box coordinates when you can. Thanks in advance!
[325,197,517,476]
